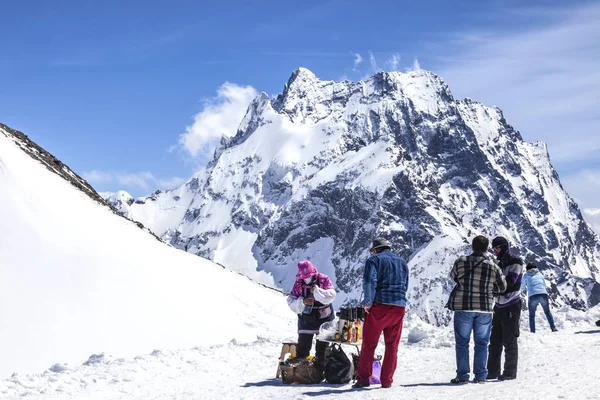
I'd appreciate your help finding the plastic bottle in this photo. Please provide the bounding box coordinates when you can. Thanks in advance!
[350,325,357,343]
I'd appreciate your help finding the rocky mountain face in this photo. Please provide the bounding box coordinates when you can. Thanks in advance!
[105,68,600,325]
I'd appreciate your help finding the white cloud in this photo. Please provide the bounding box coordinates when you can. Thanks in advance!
[424,2,600,213]
[156,176,186,189]
[361,53,413,74]
[431,2,600,167]
[369,52,378,72]
[352,53,363,69]
[82,170,112,183]
[388,54,400,71]
[178,82,258,159]
[116,172,156,191]
[83,170,185,192]
[412,58,421,71]
[583,208,600,237]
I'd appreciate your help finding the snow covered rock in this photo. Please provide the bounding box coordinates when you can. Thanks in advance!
[64,70,600,325]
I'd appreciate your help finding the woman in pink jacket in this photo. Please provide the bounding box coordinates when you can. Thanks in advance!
[287,260,336,368]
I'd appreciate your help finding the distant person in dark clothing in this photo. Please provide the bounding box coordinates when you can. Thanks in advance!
[447,236,507,384]
[487,236,524,381]
[521,262,557,333]
[353,238,409,389]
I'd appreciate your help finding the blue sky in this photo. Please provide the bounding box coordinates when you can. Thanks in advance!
[1,0,598,215]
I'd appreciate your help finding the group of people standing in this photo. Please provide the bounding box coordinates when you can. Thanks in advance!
[286,238,409,388]
[447,235,558,384]
[286,235,559,388]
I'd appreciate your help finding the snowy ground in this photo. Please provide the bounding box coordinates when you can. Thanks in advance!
[2,316,599,400]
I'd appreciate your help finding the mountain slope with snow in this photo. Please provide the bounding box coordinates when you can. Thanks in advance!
[0,126,294,379]
[107,68,600,325]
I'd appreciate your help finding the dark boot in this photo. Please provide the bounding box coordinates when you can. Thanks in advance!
[296,333,314,358]
[315,340,328,370]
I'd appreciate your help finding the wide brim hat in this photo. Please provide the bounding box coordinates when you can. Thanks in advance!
[370,237,391,251]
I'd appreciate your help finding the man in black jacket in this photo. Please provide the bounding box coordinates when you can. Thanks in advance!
[487,236,524,381]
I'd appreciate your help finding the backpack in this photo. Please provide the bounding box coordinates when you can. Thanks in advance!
[280,358,324,384]
[324,344,354,384]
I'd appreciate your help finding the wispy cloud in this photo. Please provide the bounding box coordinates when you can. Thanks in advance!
[388,53,400,71]
[430,2,600,165]
[115,172,156,191]
[410,58,421,71]
[561,168,600,210]
[582,208,600,236]
[369,52,378,72]
[155,27,188,46]
[156,176,187,189]
[260,51,348,58]
[49,25,195,69]
[358,52,416,75]
[82,170,112,183]
[83,171,185,192]
[178,82,258,159]
[352,53,363,69]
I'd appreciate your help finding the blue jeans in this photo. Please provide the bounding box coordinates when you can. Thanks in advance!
[454,311,493,380]
[528,294,555,332]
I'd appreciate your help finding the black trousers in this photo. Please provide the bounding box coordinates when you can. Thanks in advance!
[297,333,328,364]
[487,302,521,378]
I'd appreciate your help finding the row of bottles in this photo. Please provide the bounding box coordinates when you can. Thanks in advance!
[334,320,362,343]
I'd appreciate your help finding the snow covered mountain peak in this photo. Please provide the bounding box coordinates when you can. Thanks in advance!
[270,67,453,126]
[106,69,600,325]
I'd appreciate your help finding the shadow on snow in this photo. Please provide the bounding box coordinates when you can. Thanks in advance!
[574,329,600,335]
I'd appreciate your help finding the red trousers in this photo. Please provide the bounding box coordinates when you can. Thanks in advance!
[356,302,406,386]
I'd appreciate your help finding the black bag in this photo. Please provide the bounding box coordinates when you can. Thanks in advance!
[324,344,354,384]
[280,358,324,384]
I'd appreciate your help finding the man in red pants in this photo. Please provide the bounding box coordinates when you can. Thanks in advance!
[352,238,409,389]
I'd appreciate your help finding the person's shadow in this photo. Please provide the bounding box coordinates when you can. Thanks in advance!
[242,379,340,389]
[302,387,374,396]
[402,382,459,387]
[241,379,284,388]
[574,329,600,334]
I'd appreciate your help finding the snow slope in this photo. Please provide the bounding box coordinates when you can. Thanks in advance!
[0,128,294,378]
